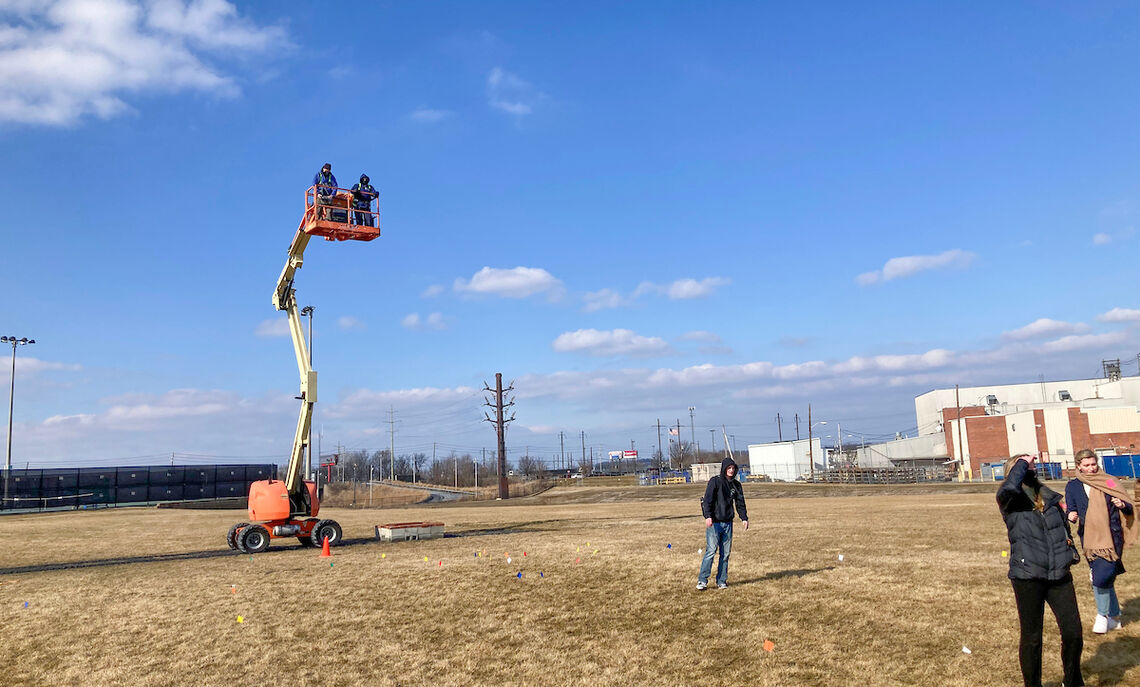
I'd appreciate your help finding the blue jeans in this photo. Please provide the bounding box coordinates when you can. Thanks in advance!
[1090,557,1123,616]
[698,521,733,586]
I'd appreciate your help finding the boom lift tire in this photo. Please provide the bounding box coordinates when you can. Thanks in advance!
[312,519,342,547]
[240,524,271,554]
[227,522,249,550]
[297,517,320,546]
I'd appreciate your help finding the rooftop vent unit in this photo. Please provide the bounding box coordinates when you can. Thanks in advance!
[1058,390,1072,401]
[986,394,998,406]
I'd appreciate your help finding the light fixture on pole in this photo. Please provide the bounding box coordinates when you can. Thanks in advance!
[2,336,35,510]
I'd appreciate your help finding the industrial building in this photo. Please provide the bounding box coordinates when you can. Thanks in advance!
[857,363,1140,479]
[747,438,824,482]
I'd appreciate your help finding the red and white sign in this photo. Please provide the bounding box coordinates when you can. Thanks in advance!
[623,450,638,459]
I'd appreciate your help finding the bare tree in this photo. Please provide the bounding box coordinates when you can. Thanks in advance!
[517,453,541,477]
[669,440,694,470]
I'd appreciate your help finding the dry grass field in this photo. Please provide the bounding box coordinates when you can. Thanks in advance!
[0,483,1137,687]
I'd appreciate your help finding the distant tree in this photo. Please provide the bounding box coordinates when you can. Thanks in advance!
[669,440,694,470]
[517,453,541,477]
[411,452,428,480]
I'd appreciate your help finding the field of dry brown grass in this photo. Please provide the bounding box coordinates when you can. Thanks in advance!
[0,482,1136,687]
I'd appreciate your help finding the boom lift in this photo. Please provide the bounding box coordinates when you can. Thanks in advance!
[227,184,380,553]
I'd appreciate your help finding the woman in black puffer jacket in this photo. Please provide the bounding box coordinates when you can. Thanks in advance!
[997,453,1084,687]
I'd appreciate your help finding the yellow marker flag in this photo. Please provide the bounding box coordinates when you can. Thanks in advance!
[237,616,244,623]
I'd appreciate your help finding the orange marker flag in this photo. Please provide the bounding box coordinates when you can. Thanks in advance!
[763,640,774,652]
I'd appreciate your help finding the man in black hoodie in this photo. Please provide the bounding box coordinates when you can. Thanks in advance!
[696,457,749,590]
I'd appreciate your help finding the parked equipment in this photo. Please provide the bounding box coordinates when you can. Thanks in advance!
[227,184,380,553]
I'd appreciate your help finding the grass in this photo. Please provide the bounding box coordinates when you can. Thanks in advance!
[0,483,1136,686]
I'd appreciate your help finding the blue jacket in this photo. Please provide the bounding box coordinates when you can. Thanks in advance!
[997,460,1079,581]
[1064,478,1133,556]
[313,171,338,197]
[350,182,377,209]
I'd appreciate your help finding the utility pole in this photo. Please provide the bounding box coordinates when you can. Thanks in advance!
[795,413,800,440]
[808,404,814,482]
[483,373,515,499]
[709,428,715,454]
[656,419,663,471]
[777,412,783,442]
[955,383,965,482]
[388,406,396,480]
[581,431,586,467]
[559,431,565,473]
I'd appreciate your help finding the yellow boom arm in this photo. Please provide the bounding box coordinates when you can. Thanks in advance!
[272,229,316,495]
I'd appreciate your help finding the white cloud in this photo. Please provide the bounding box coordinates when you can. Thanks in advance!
[1001,318,1089,342]
[634,277,730,300]
[856,249,976,285]
[582,288,629,312]
[401,312,448,331]
[1098,307,1140,323]
[454,266,563,300]
[0,0,285,125]
[337,315,365,331]
[1039,331,1128,353]
[487,67,542,115]
[421,284,445,298]
[0,356,82,384]
[552,329,673,357]
[678,331,721,343]
[255,318,289,337]
[409,107,452,123]
[1093,233,1113,246]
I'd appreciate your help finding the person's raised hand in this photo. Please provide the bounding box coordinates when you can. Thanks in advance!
[1112,497,1125,509]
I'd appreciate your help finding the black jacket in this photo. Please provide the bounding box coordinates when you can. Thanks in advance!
[701,458,748,523]
[997,460,1078,581]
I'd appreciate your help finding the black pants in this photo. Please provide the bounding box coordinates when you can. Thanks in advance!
[1011,576,1083,687]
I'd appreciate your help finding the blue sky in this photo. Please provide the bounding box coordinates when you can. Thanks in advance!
[3,1,1140,466]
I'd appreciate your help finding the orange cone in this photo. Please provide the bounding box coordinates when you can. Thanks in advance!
[320,535,332,558]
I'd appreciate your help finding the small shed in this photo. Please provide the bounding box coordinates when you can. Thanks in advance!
[691,463,722,483]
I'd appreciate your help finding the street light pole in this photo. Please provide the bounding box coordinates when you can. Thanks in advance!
[688,406,696,462]
[300,306,314,481]
[2,336,35,509]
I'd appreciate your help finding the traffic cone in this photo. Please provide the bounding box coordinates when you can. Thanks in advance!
[320,535,332,558]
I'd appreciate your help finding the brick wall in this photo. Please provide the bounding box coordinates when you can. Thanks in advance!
[1034,409,1049,455]
[942,406,987,465]
[963,415,1010,474]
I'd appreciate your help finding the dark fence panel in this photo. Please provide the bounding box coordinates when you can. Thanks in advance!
[148,467,185,485]
[215,482,247,498]
[216,466,245,482]
[116,468,149,487]
[78,470,115,489]
[1,463,276,512]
